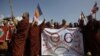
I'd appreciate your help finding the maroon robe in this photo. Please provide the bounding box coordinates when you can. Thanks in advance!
[82,17,100,56]
[29,20,45,56]
[11,18,29,56]
[29,23,40,56]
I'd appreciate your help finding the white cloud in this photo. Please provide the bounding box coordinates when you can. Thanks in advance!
[15,17,43,25]
[38,20,43,25]
[15,16,22,21]
[0,15,4,19]
[30,19,44,25]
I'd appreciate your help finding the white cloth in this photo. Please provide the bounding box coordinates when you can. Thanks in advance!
[41,28,84,56]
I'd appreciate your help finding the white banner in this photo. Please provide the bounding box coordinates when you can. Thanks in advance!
[41,27,84,56]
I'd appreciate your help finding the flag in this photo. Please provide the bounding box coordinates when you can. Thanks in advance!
[6,24,15,41]
[0,26,7,42]
[6,31,11,41]
[34,4,43,21]
[80,11,85,19]
[91,2,99,14]
[41,28,84,56]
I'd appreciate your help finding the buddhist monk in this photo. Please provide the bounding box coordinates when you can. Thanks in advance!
[82,14,100,56]
[29,19,45,56]
[10,12,30,56]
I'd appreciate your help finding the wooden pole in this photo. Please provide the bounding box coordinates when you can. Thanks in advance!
[9,0,14,18]
[95,13,96,19]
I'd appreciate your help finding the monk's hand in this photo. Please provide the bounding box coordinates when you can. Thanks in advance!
[37,54,40,56]
[64,25,68,28]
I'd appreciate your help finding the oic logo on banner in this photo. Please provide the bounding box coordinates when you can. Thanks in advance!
[50,33,60,43]
[0,27,7,42]
[0,28,4,38]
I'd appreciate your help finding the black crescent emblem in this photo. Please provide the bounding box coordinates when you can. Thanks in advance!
[64,33,73,43]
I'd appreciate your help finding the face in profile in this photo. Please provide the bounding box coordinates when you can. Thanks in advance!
[22,12,29,19]
[22,16,25,19]
[3,20,8,25]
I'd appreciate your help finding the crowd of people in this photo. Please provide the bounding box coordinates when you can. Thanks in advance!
[0,11,100,56]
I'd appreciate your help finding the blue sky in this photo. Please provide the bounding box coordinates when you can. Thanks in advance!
[0,0,100,23]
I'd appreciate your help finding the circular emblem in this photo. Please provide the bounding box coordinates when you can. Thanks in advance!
[64,33,73,43]
[50,33,60,43]
[54,46,69,55]
[0,28,4,38]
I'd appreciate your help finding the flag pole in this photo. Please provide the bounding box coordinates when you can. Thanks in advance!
[9,0,14,19]
[95,13,96,19]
